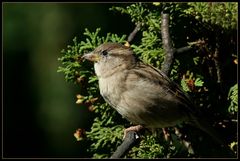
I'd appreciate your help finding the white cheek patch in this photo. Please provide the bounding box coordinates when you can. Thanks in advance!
[94,56,119,77]
[94,63,101,77]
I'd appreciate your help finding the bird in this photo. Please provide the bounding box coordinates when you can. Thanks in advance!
[82,42,225,146]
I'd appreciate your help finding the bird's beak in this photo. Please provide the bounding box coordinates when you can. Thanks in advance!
[82,52,100,62]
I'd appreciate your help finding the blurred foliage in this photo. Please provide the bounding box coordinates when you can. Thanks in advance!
[184,2,237,30]
[58,2,237,158]
[227,84,238,114]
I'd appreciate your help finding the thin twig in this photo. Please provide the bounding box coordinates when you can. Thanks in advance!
[174,40,205,55]
[127,23,141,44]
[161,13,174,76]
[174,39,205,55]
[174,46,192,54]
[213,47,222,84]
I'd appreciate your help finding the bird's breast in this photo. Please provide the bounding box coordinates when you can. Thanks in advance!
[97,71,189,128]
[98,75,124,107]
[98,74,136,119]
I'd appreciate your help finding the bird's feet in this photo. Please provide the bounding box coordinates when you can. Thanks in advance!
[123,125,144,139]
[162,128,171,141]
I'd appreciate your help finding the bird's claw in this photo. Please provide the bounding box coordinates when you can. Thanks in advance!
[123,125,144,139]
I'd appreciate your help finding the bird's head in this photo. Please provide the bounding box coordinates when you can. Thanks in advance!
[82,43,136,78]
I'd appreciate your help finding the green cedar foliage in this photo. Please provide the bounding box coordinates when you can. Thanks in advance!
[58,2,237,158]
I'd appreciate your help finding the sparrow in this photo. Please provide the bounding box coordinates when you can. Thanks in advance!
[82,42,225,146]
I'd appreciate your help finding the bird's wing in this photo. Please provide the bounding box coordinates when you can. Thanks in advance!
[126,61,200,117]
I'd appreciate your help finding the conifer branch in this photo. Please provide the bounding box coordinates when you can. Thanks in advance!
[161,13,174,76]
[110,131,140,158]
[127,23,141,44]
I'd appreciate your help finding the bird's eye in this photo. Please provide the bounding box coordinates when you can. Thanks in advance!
[101,50,108,56]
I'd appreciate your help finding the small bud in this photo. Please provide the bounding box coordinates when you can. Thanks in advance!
[90,97,98,103]
[124,41,130,47]
[230,142,237,151]
[76,99,83,104]
[203,87,209,91]
[152,2,160,6]
[77,75,85,83]
[233,59,237,65]
[88,105,96,112]
[76,94,84,104]
[74,128,86,141]
[182,74,186,80]
[76,94,84,99]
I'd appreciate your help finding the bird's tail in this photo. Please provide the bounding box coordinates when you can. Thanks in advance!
[192,116,236,157]
[193,117,225,146]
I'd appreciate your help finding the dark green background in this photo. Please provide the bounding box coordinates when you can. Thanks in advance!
[3,3,133,158]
